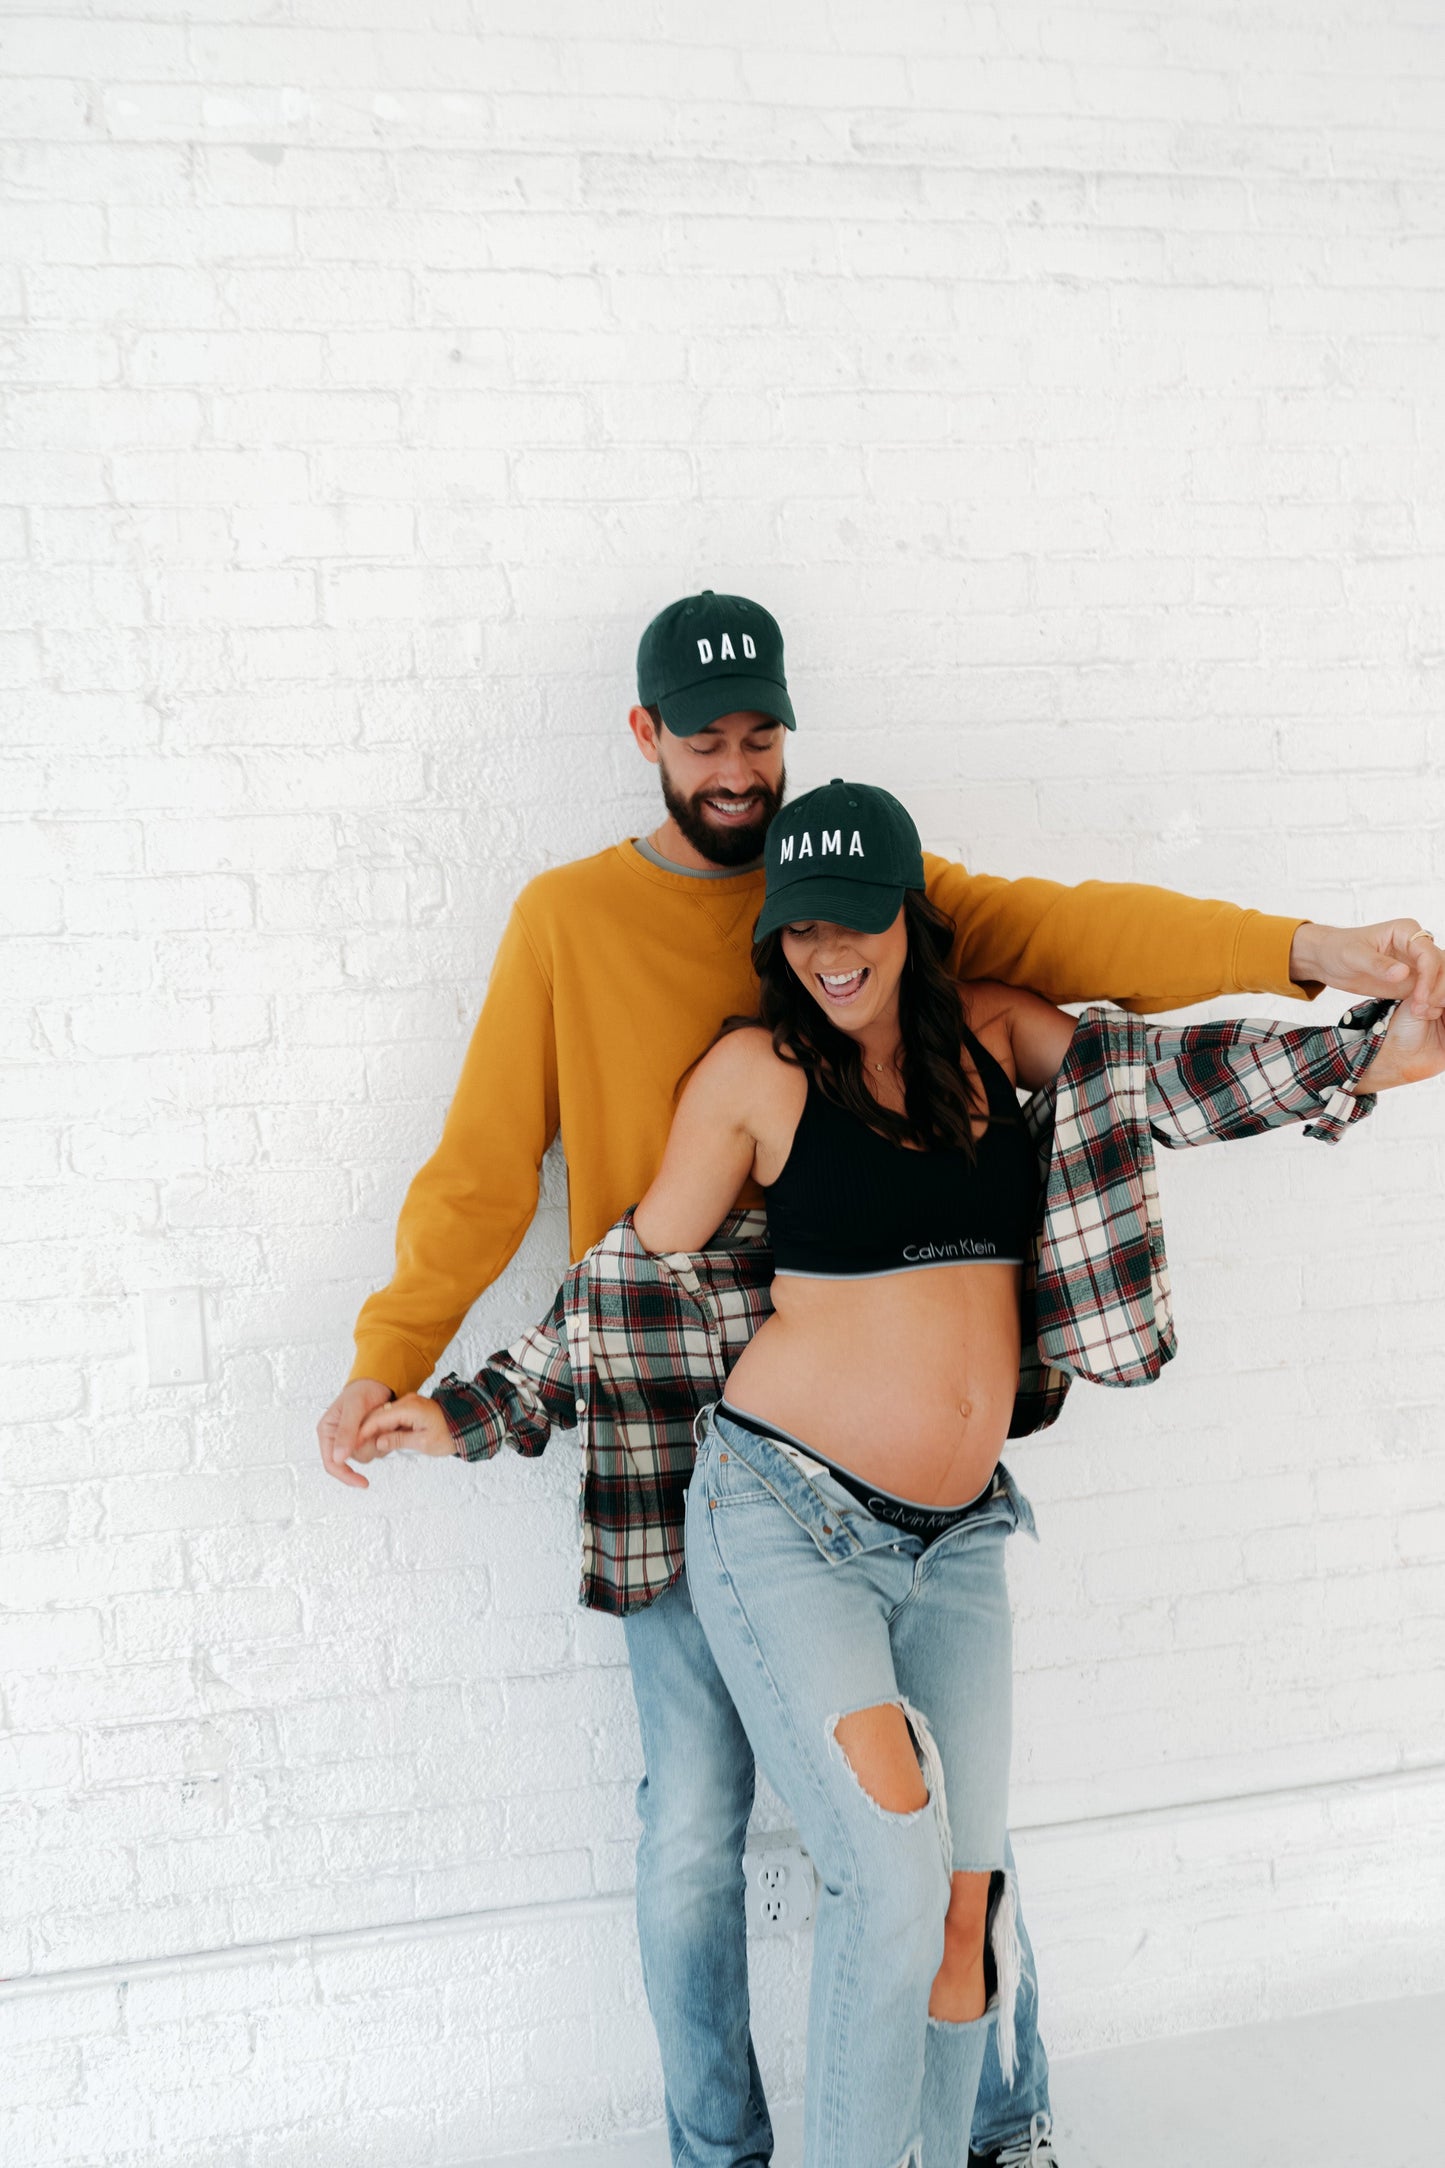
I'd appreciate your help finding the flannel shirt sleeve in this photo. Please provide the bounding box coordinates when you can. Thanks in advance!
[430,1282,576,1462]
[1142,999,1394,1150]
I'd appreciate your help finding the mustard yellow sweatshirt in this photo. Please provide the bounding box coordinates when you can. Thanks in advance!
[350,842,1310,1395]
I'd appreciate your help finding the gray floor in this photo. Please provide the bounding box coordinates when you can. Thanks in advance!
[487,1990,1442,2167]
[1048,1991,1440,2166]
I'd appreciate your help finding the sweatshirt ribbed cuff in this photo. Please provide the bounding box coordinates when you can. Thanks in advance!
[348,1339,432,1400]
[1234,908,1316,1000]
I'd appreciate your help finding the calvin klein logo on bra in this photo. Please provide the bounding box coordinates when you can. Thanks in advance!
[696,633,757,663]
[778,829,866,862]
[903,1239,998,1261]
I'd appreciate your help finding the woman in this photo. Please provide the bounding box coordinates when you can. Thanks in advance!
[622,777,1437,2168]
[628,778,1062,2165]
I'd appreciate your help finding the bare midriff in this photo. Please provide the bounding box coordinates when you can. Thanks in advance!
[723,1261,1023,1508]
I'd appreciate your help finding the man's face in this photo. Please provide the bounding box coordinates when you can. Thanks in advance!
[654,711,787,867]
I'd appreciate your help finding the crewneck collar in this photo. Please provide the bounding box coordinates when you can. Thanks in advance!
[631,834,764,880]
[622,839,764,891]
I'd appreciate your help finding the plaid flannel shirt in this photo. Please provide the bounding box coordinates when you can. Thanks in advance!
[433,999,1392,1615]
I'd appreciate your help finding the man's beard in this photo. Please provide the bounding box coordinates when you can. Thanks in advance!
[658,760,786,868]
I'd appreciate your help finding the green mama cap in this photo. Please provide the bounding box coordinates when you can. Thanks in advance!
[755,779,926,941]
[636,589,796,738]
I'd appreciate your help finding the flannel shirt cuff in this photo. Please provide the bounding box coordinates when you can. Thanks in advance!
[1301,998,1394,1143]
[430,1372,514,1461]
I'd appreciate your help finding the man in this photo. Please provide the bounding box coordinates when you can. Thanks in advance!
[318,589,1442,2168]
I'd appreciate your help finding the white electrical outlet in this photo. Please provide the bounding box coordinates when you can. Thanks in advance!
[745,1843,815,1937]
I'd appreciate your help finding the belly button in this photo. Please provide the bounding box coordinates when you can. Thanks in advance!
[958,1400,973,1421]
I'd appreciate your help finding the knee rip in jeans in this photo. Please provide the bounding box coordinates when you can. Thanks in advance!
[828,1702,1027,2091]
[827,1697,954,1872]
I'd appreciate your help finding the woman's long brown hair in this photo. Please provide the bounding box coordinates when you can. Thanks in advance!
[696,888,985,1157]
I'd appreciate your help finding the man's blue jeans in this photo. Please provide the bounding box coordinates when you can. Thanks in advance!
[623,1568,1051,2167]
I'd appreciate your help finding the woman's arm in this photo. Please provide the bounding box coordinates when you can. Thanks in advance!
[633,1029,774,1255]
[987,962,1445,1112]
[1136,972,1441,1153]
[967,980,1078,1092]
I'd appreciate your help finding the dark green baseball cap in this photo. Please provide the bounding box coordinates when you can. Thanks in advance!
[636,589,796,738]
[755,779,926,940]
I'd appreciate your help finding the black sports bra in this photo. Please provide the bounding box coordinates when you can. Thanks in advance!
[762,1025,1038,1279]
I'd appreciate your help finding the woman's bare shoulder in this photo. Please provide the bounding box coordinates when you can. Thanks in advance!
[686,1025,798,1107]
[959,978,1065,1031]
[957,977,1012,1030]
[959,979,1077,1091]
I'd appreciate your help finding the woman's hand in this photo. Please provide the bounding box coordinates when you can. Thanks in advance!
[352,1392,457,1462]
[1354,973,1445,1093]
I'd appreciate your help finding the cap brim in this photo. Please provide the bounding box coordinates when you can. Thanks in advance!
[657,674,796,736]
[754,876,905,942]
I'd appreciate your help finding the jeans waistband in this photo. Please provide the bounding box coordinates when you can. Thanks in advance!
[715,1400,1008,1543]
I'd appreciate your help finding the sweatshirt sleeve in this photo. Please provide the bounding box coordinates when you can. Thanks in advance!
[349,900,561,1396]
[924,856,1317,1014]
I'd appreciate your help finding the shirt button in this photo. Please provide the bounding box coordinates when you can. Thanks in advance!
[719,1451,728,1462]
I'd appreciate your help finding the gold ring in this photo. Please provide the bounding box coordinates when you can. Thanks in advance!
[1408,929,1436,947]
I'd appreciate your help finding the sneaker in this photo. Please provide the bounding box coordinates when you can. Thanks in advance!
[970,2110,1061,2166]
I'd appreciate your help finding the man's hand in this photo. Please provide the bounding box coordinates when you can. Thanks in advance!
[1292,919,1445,1018]
[353,1392,456,1462]
[317,1377,395,1490]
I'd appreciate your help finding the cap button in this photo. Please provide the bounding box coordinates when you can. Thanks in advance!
[701,587,714,598]
[830,775,844,784]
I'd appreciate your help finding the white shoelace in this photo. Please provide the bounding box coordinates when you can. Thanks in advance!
[994,2111,1059,2167]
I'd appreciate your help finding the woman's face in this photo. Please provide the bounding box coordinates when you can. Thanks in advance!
[779,906,909,1037]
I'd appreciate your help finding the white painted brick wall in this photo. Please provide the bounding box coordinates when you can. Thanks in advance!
[3,0,1445,2158]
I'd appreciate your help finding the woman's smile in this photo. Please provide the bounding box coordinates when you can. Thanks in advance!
[817,965,870,1005]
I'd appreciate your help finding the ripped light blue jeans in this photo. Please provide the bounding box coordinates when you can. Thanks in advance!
[685,1404,1038,2168]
